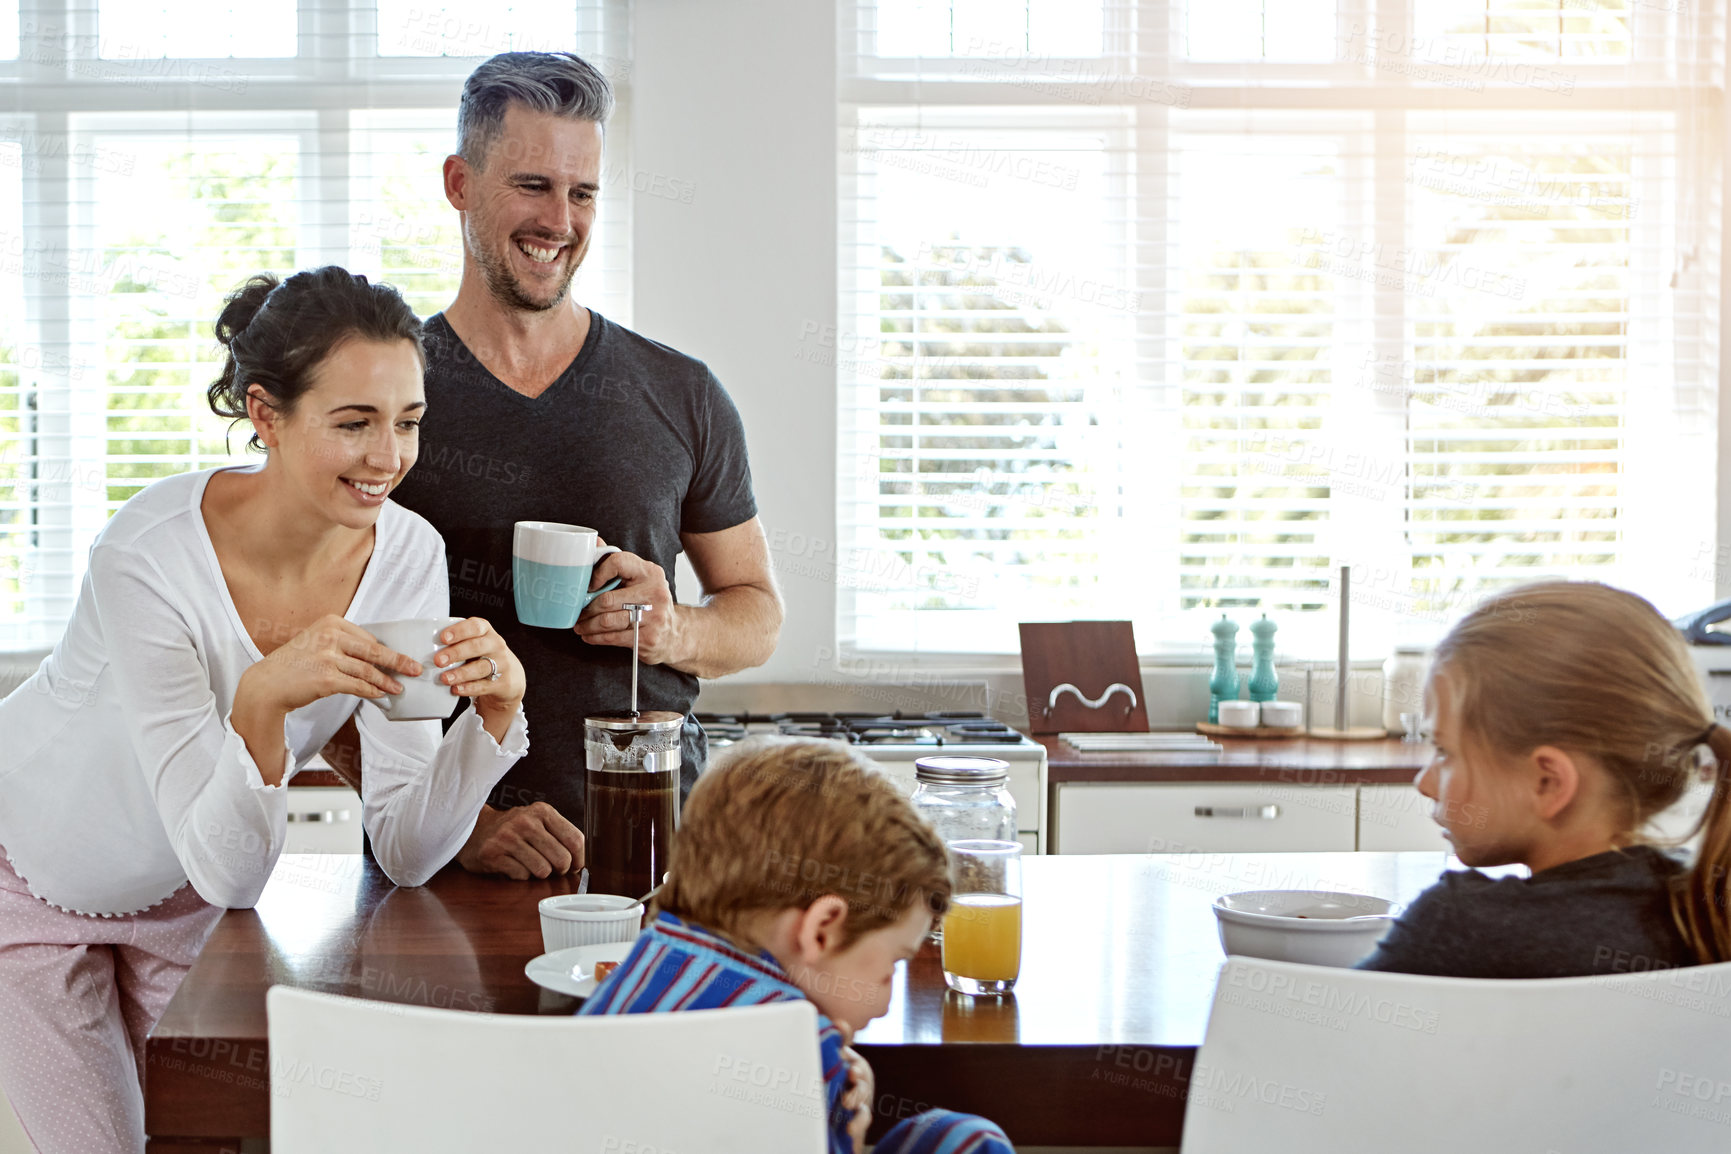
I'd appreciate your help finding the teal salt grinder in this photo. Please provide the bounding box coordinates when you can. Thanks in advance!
[1248,614,1279,704]
[1209,615,1239,723]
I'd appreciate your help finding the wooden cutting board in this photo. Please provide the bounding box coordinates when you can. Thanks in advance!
[1019,620,1149,735]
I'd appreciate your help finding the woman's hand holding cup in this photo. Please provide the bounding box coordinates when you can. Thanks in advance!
[230,615,422,785]
[240,614,422,716]
[429,617,525,741]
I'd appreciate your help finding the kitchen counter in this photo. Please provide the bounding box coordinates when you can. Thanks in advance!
[1042,734,1430,785]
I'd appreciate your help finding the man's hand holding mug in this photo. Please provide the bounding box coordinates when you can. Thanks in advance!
[575,547,681,665]
[510,519,680,665]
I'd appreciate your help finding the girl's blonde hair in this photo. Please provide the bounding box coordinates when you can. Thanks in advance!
[1430,581,1731,963]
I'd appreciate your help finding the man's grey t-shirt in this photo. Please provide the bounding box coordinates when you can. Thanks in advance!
[1355,845,1696,978]
[389,311,758,828]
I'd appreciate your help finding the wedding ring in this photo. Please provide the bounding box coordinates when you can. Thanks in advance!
[484,657,500,682]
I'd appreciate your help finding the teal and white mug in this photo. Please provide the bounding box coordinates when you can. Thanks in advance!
[512,521,623,629]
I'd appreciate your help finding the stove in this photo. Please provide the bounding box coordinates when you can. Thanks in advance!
[695,710,1047,853]
[695,710,1038,750]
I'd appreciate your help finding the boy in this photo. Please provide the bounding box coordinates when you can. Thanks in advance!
[578,737,1015,1154]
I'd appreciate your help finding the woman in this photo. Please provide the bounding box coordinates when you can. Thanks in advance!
[0,267,528,1154]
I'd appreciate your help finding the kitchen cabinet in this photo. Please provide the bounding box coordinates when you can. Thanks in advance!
[281,787,362,854]
[1356,783,1449,851]
[1053,782,1360,854]
[1054,781,1450,854]
[1042,735,1432,854]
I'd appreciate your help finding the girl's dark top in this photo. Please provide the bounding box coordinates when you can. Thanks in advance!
[1356,845,1698,978]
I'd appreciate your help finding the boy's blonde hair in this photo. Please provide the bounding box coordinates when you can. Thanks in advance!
[1430,581,1731,962]
[654,737,952,947]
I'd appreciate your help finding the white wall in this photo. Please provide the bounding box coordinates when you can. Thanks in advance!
[631,0,838,687]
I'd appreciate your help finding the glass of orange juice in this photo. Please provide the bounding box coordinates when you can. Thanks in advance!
[941,840,1022,996]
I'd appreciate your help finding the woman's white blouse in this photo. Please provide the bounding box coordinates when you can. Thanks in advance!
[0,464,527,916]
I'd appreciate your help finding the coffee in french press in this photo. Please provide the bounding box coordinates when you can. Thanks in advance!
[582,602,681,898]
[583,709,682,898]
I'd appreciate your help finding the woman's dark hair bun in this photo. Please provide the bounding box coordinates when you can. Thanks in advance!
[208,274,281,427]
[207,266,424,451]
[213,273,280,350]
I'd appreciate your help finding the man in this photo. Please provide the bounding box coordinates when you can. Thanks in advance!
[384,52,781,881]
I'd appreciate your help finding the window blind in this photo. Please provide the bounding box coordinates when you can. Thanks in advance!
[1,138,23,626]
[374,0,584,56]
[97,1,298,59]
[840,0,1723,657]
[0,1,631,647]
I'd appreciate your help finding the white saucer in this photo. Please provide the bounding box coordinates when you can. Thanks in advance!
[524,940,636,999]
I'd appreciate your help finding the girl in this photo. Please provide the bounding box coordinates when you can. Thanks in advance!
[0,267,530,1153]
[1358,580,1730,978]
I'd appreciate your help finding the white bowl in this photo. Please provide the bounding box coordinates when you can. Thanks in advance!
[1217,701,1260,727]
[1212,889,1401,968]
[538,894,644,953]
[1260,700,1303,728]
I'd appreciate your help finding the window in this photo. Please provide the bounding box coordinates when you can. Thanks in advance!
[0,3,630,647]
[1175,117,1363,619]
[0,136,23,624]
[874,0,1106,58]
[1188,0,1339,61]
[81,121,303,510]
[840,1,1722,657]
[98,1,298,59]
[375,1,583,57]
[841,112,1143,649]
[1413,0,1635,61]
[349,113,465,321]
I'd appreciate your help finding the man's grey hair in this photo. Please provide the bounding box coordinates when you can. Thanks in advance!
[457,52,614,169]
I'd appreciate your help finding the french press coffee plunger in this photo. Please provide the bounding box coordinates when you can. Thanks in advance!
[583,603,682,898]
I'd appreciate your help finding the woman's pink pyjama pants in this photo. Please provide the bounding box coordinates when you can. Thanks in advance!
[0,851,222,1154]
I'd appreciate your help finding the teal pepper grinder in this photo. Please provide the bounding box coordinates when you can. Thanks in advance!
[1248,615,1279,704]
[1209,615,1239,723]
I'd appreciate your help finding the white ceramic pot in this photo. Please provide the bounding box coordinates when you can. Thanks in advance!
[1260,700,1303,728]
[538,894,644,953]
[1217,700,1260,728]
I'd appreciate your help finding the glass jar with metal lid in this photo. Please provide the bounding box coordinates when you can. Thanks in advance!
[911,756,1016,939]
[911,755,1017,846]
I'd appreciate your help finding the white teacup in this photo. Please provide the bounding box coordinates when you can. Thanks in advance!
[361,616,465,721]
[539,894,645,953]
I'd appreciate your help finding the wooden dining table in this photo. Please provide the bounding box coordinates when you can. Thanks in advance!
[143,849,1459,1151]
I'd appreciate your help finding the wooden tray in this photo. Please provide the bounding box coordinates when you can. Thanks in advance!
[1196,721,1305,740]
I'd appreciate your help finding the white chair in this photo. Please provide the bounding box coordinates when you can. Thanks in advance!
[267,987,828,1153]
[1181,957,1731,1153]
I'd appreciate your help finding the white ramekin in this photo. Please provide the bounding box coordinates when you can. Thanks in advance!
[1260,700,1303,728]
[1217,700,1260,728]
[538,894,645,953]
